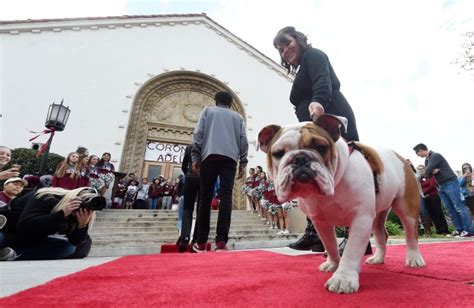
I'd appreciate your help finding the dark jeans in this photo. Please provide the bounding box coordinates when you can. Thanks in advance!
[424,195,449,234]
[180,176,200,243]
[0,231,91,260]
[195,158,237,244]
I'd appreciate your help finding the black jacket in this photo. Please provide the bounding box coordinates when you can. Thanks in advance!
[17,193,89,245]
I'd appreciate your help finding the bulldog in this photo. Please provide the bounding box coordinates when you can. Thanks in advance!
[257,115,425,294]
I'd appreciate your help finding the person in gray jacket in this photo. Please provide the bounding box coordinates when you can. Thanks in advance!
[414,143,474,237]
[191,91,248,252]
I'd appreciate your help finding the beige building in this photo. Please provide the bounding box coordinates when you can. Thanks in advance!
[0,14,294,208]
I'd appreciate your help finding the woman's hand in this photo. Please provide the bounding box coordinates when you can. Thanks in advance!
[308,102,325,120]
[0,167,21,180]
[63,197,81,217]
[76,208,93,228]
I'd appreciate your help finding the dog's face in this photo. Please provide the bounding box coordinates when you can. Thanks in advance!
[258,116,347,202]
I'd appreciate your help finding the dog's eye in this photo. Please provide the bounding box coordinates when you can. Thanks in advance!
[315,145,328,155]
[272,150,285,159]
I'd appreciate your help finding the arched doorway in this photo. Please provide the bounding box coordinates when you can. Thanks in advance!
[120,71,247,209]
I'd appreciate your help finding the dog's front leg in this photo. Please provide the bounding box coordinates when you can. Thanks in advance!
[313,221,339,272]
[325,216,373,294]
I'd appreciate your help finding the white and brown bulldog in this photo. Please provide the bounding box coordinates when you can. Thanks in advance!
[257,115,425,294]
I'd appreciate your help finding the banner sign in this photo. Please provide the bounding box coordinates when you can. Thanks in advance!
[145,141,187,163]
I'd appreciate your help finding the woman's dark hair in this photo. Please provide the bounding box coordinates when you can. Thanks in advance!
[273,26,310,74]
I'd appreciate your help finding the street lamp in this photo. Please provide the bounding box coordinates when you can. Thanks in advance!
[38,100,71,175]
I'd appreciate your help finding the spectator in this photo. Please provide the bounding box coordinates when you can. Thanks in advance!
[417,165,449,235]
[96,152,115,197]
[414,143,474,237]
[135,178,150,209]
[0,177,28,208]
[52,152,82,189]
[0,187,99,261]
[148,177,163,210]
[174,175,184,230]
[459,163,474,216]
[191,91,248,252]
[124,180,139,210]
[161,179,174,210]
[242,168,257,212]
[88,155,106,193]
[176,145,201,253]
[0,146,20,181]
[113,178,126,209]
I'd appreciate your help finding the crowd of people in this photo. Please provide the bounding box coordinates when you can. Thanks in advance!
[241,166,294,235]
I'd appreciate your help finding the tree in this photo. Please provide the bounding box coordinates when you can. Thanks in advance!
[3,148,64,176]
[454,31,473,77]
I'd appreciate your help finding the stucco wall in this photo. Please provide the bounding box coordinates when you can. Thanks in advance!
[0,16,294,171]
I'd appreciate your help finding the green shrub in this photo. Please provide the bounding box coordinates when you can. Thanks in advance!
[385,220,404,236]
[3,147,64,176]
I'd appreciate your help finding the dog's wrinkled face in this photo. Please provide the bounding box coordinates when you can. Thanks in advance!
[258,122,338,202]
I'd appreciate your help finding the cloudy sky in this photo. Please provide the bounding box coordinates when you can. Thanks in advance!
[1,0,472,171]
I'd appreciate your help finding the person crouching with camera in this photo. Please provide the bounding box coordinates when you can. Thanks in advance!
[0,187,104,261]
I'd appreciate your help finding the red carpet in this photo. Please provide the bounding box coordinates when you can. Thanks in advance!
[1,242,473,307]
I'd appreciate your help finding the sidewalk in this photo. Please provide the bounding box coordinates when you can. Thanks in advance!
[1,237,473,298]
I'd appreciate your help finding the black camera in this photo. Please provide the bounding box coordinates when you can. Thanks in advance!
[80,196,106,211]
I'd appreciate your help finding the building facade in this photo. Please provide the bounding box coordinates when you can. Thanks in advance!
[0,14,294,208]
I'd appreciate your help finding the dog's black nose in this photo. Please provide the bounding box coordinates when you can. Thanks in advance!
[292,153,309,167]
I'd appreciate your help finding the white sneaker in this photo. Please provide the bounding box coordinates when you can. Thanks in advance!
[283,230,290,235]
[0,215,6,229]
[457,231,474,238]
[276,230,284,235]
[447,230,460,237]
[0,247,17,261]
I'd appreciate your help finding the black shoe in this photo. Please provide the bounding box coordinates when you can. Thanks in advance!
[176,236,190,253]
[288,234,325,251]
[338,239,372,255]
[324,239,372,258]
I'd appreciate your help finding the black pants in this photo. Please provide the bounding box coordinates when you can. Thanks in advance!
[465,196,474,217]
[195,158,237,244]
[180,176,200,242]
[425,195,449,234]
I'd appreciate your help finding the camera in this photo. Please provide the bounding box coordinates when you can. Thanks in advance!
[80,196,106,211]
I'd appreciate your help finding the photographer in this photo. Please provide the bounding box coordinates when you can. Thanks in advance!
[0,187,104,261]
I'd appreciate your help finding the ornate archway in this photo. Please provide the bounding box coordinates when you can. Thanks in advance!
[120,71,247,209]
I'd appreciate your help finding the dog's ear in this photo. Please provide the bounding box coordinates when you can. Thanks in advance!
[314,114,348,141]
[257,125,281,153]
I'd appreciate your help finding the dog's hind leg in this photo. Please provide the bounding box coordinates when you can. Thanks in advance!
[391,197,426,268]
[366,209,390,265]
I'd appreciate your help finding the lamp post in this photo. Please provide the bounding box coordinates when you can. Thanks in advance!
[38,100,71,175]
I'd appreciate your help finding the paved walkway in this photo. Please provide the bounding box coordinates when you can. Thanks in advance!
[1,237,473,298]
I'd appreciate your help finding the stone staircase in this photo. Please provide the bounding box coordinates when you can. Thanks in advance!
[89,209,300,256]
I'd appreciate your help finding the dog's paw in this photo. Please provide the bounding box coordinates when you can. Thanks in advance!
[365,254,384,265]
[406,255,426,268]
[318,260,338,272]
[325,272,359,294]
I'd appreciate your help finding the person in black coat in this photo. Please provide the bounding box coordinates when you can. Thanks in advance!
[0,187,101,261]
[176,144,201,252]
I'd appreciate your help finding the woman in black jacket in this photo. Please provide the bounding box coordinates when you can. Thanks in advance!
[0,187,101,260]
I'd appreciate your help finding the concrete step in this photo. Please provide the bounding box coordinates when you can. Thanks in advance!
[88,209,299,257]
[90,229,286,240]
[90,233,299,248]
[90,225,278,234]
[88,239,297,257]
